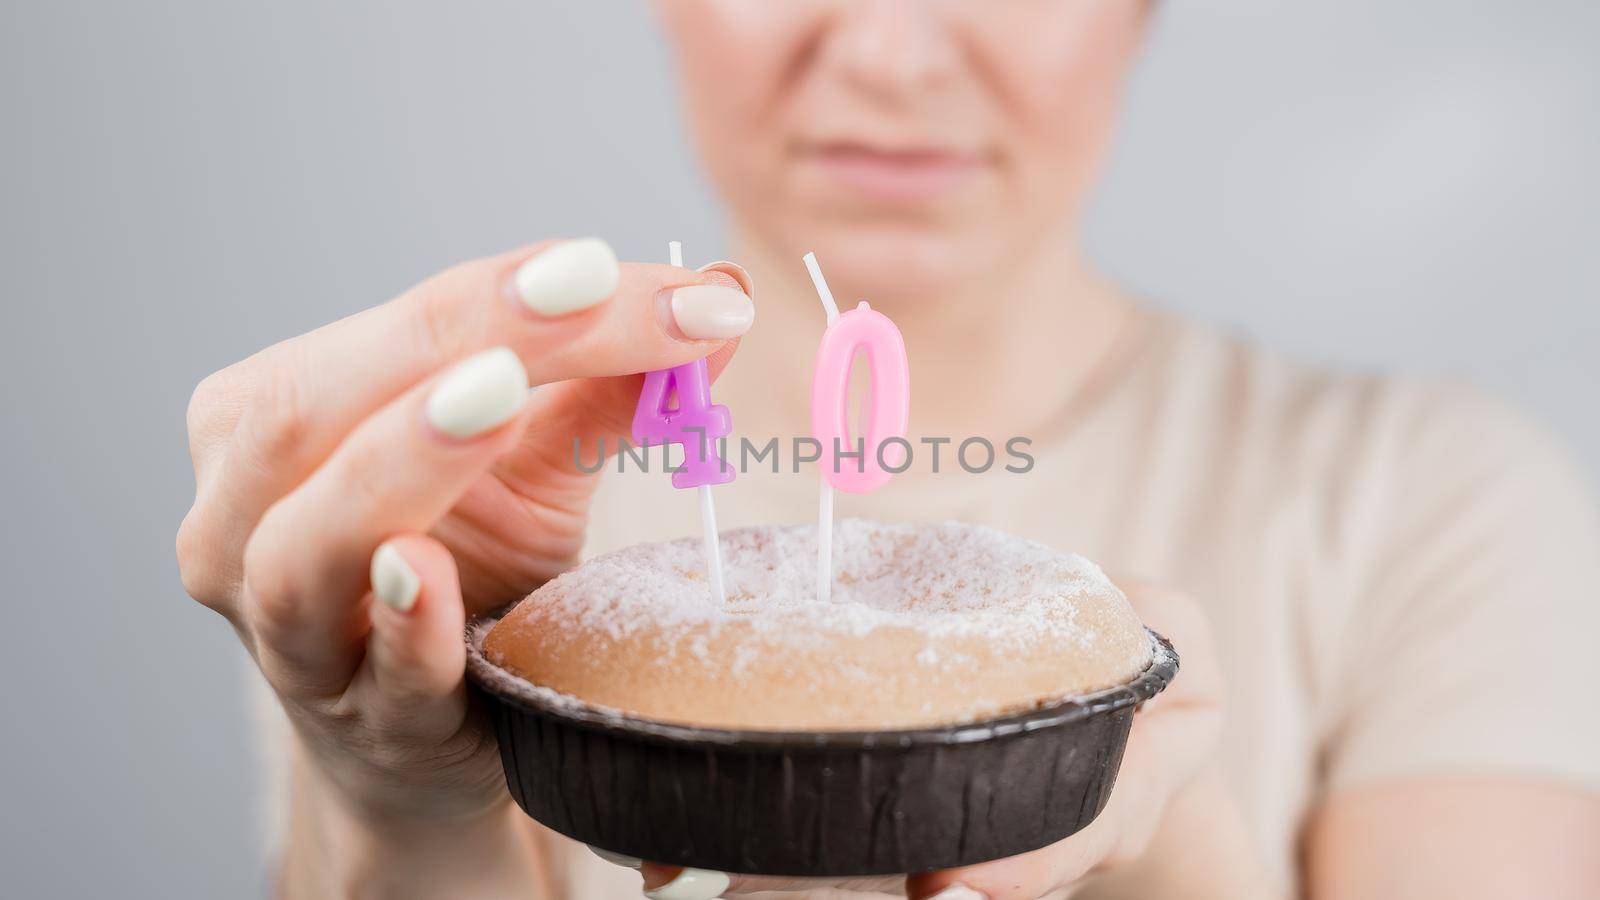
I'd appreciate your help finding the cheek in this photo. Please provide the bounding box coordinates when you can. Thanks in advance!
[666,5,816,182]
[666,3,814,127]
[980,4,1146,178]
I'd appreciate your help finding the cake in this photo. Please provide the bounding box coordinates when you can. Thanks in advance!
[481,519,1152,731]
[468,519,1176,874]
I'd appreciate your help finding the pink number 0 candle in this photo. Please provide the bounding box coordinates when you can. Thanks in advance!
[810,304,910,493]
[804,252,910,603]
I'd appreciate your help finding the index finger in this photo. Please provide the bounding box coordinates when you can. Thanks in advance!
[909,583,1225,900]
[230,238,745,479]
[190,240,752,586]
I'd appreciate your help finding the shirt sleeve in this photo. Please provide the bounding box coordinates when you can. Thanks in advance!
[1323,384,1600,793]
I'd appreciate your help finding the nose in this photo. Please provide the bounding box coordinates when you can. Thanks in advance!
[824,0,960,103]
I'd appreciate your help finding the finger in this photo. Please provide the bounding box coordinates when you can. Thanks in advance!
[907,834,1107,899]
[910,584,1225,900]
[191,244,752,601]
[905,777,1130,899]
[243,347,533,693]
[636,862,902,897]
[1117,579,1224,700]
[360,534,468,725]
[1106,580,1224,800]
[639,866,730,899]
[231,242,748,468]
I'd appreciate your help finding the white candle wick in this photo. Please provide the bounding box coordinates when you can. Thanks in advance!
[804,251,838,605]
[670,240,726,604]
[699,482,727,604]
[803,251,840,325]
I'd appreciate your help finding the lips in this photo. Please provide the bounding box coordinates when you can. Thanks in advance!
[803,141,987,203]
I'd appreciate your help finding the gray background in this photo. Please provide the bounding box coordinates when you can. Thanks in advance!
[2,2,1596,897]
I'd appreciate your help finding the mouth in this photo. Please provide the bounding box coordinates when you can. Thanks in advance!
[800,141,989,204]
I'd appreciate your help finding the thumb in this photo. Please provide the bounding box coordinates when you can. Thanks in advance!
[362,534,470,730]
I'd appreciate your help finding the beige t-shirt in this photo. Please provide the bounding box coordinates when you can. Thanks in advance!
[258,312,1600,896]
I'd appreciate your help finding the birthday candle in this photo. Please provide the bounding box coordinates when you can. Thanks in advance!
[633,359,734,490]
[804,252,910,603]
[632,242,733,602]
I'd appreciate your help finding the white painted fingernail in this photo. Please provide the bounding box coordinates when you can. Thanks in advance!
[928,886,986,900]
[425,346,529,439]
[370,542,420,612]
[643,868,730,900]
[666,284,755,340]
[513,237,620,316]
[588,846,642,869]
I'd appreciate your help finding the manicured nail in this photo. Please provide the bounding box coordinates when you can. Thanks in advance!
[926,885,987,900]
[588,846,642,869]
[425,346,529,439]
[664,284,754,340]
[513,237,620,316]
[370,542,419,612]
[643,868,730,900]
[696,260,753,296]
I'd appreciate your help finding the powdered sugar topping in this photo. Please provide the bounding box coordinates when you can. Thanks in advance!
[508,519,1129,656]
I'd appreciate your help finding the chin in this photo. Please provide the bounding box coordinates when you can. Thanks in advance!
[774,216,1003,309]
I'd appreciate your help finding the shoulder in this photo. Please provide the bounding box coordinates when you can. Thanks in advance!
[1151,314,1592,499]
[1141,315,1600,596]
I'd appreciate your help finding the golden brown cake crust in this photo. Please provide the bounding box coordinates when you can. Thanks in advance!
[483,520,1151,730]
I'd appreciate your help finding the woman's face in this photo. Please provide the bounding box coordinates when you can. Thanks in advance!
[657,1,1150,303]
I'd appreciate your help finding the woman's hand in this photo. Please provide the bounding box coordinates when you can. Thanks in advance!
[633,582,1235,900]
[175,238,754,896]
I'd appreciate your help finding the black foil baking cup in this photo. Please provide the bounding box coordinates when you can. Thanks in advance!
[465,619,1178,876]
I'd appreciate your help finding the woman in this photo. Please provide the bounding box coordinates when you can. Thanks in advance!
[177,3,1600,898]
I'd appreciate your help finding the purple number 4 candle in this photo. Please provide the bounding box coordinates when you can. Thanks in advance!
[632,358,735,489]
